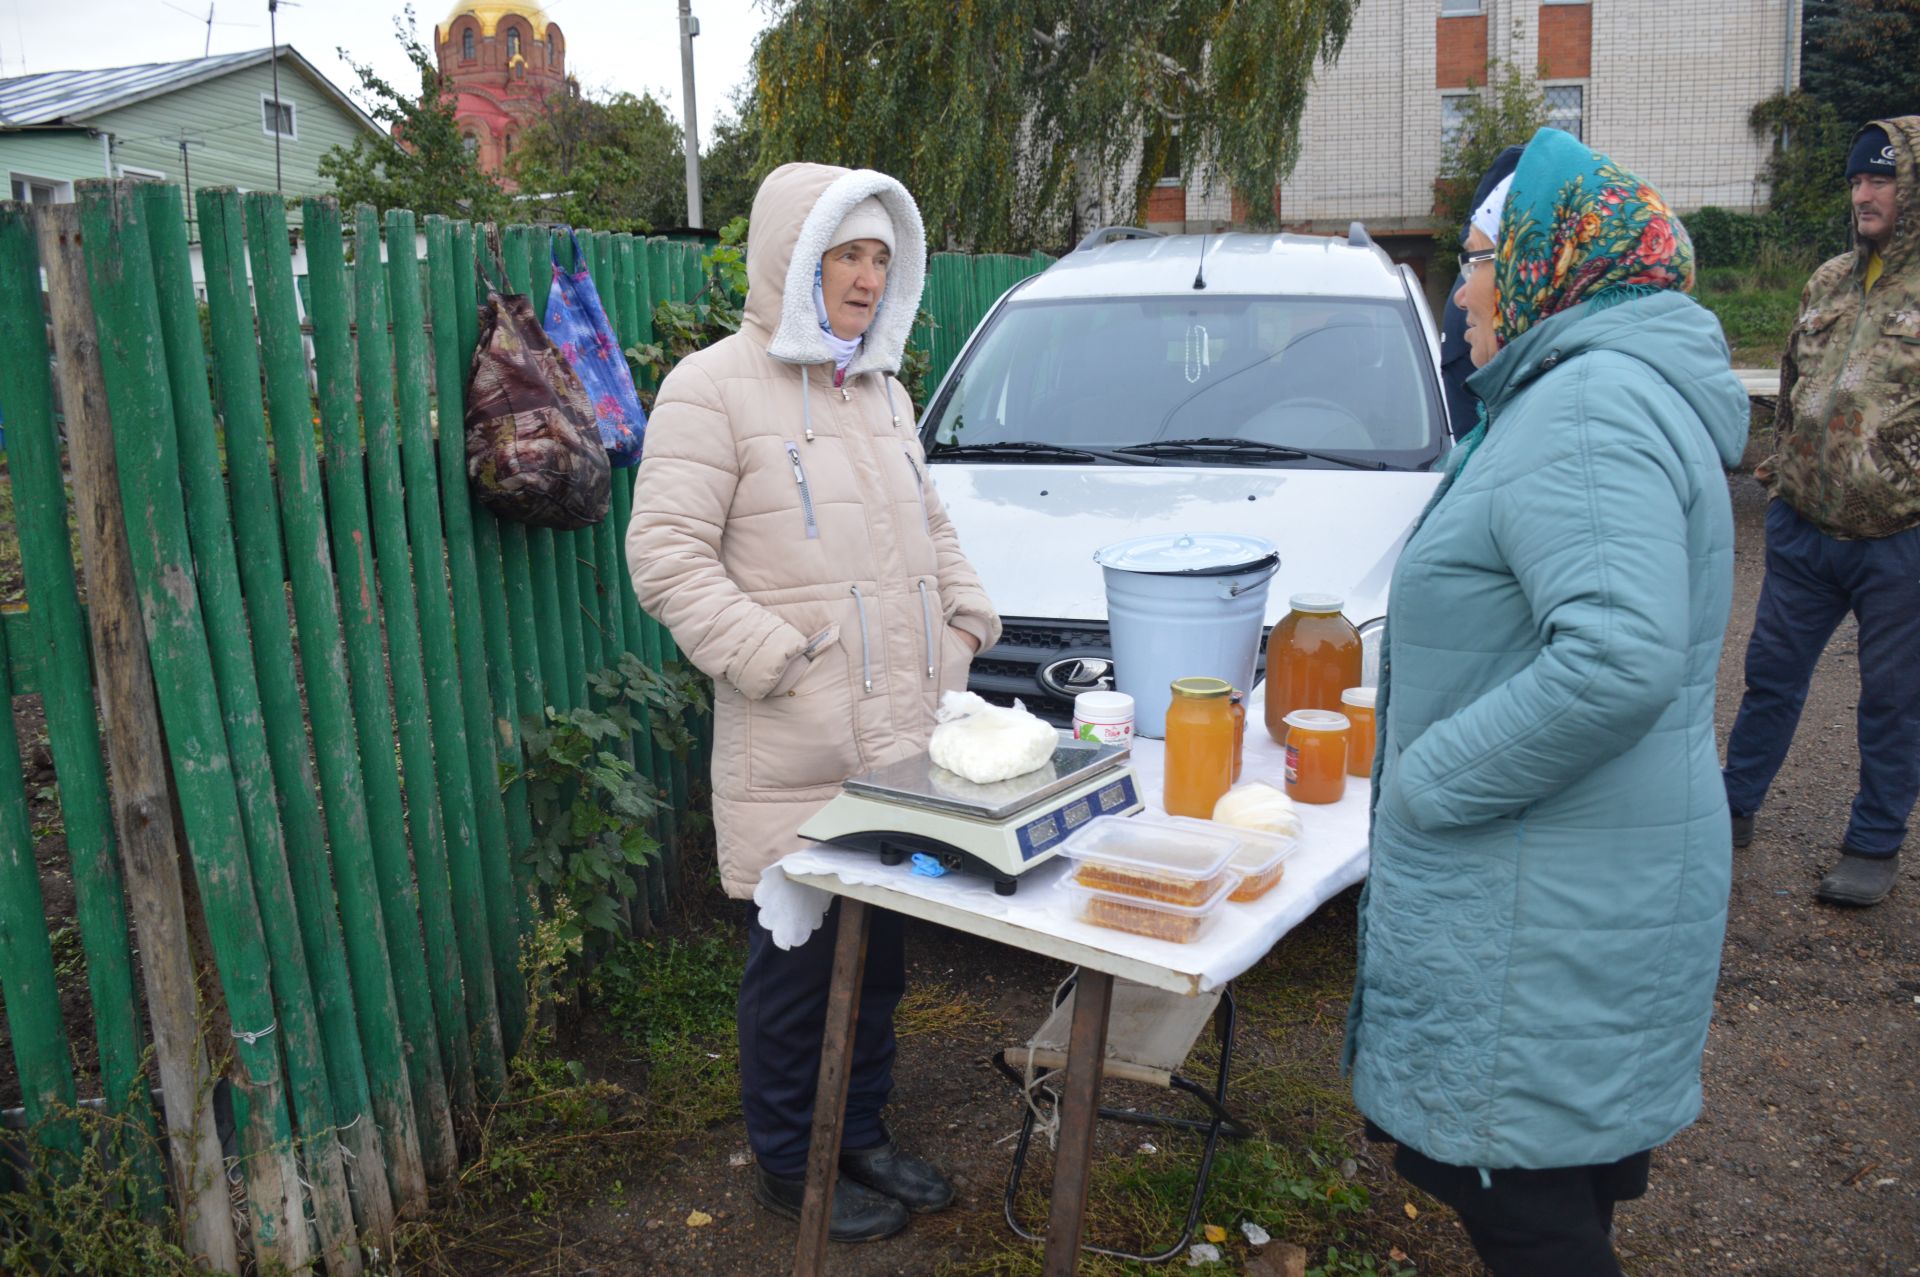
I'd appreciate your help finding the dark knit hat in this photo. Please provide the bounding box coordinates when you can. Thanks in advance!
[1848,126,1897,180]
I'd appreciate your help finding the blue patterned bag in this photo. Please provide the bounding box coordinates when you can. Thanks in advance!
[543,229,647,467]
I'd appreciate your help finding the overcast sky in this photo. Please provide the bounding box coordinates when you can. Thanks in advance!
[0,0,770,140]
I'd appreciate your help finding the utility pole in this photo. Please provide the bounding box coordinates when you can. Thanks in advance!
[678,0,702,229]
[267,0,283,191]
[179,136,203,238]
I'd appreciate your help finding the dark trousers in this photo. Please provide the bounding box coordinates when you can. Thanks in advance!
[1389,1138,1651,1277]
[737,899,906,1179]
[1724,500,1920,856]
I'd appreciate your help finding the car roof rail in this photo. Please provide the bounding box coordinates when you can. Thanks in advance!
[1347,220,1374,248]
[1075,225,1165,253]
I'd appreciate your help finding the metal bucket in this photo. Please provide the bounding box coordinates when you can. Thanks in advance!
[1095,533,1279,739]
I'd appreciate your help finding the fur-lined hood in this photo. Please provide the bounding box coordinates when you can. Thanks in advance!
[742,162,928,378]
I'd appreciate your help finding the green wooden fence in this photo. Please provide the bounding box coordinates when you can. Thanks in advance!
[0,181,1053,1268]
[0,183,711,1270]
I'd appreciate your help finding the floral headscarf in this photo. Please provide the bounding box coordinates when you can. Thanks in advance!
[1492,127,1695,347]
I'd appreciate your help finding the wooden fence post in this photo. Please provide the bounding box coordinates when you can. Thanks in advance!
[0,204,162,1198]
[138,181,362,1273]
[382,206,510,1099]
[36,198,242,1275]
[195,186,397,1241]
[426,213,530,1058]
[302,197,461,1180]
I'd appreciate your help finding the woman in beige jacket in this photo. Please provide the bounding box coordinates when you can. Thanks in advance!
[626,163,999,1242]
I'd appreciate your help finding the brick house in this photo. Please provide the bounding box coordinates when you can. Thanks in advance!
[1147,0,1801,290]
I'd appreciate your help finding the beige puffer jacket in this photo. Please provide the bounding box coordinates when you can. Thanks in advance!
[626,163,1001,899]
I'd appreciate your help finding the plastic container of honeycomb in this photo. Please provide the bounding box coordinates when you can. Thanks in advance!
[1060,815,1241,907]
[1062,871,1241,944]
[1162,817,1301,903]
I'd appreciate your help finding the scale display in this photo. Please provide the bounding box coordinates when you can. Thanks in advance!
[1014,772,1139,861]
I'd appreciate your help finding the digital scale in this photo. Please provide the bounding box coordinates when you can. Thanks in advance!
[797,735,1143,895]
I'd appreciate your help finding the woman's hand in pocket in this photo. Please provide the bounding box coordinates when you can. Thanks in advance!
[950,626,981,655]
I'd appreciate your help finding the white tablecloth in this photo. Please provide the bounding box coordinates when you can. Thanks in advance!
[758,688,1374,993]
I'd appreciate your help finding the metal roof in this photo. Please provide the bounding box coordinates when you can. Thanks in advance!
[0,46,382,136]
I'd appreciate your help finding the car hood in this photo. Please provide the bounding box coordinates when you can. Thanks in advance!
[928,463,1444,626]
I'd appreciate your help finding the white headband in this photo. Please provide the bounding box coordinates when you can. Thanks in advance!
[1470,174,1514,243]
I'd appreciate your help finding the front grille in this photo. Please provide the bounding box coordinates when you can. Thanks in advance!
[970,617,1114,725]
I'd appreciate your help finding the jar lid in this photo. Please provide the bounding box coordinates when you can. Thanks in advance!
[1074,690,1134,718]
[1340,686,1378,709]
[1283,709,1351,732]
[1094,532,1280,576]
[1288,593,1346,614]
[1170,676,1233,699]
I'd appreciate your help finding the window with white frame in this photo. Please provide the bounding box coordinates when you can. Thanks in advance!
[9,173,73,205]
[1157,130,1183,186]
[1440,93,1473,150]
[1440,0,1482,14]
[1544,84,1584,141]
[262,95,297,139]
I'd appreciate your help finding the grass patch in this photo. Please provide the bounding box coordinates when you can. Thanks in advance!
[0,1108,196,1277]
[592,931,746,1137]
[896,980,1004,1039]
[0,469,20,604]
[1694,243,1820,368]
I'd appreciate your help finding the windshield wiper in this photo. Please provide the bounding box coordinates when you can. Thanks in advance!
[928,440,1161,466]
[1115,437,1392,471]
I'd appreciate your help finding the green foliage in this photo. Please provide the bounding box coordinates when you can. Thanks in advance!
[626,218,750,394]
[593,933,746,1134]
[701,94,764,229]
[0,1109,190,1276]
[1695,238,1817,366]
[751,0,1357,251]
[518,652,707,941]
[318,6,508,220]
[1431,61,1548,241]
[1802,0,1920,131]
[1749,91,1853,258]
[510,89,687,232]
[1307,1240,1420,1277]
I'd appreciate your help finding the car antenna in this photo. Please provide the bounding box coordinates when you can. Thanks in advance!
[1193,234,1208,290]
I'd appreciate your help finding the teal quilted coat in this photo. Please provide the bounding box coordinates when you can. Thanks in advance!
[1345,289,1749,1170]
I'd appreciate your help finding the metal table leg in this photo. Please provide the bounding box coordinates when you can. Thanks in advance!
[1040,966,1114,1276]
[791,899,871,1277]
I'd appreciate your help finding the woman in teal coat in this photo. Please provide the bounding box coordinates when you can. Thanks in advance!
[1345,129,1750,1275]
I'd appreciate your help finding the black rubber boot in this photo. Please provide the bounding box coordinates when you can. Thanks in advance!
[840,1139,956,1214]
[753,1165,910,1242]
[1731,812,1755,848]
[1816,850,1899,907]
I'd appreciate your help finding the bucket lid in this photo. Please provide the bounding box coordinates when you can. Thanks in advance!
[1094,532,1279,577]
[1340,686,1378,709]
[1289,593,1345,614]
[1282,709,1351,732]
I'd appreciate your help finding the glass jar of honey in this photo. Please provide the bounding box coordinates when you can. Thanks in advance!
[1164,677,1236,818]
[1264,594,1363,745]
[1340,686,1377,778]
[1229,690,1247,783]
[1282,709,1350,804]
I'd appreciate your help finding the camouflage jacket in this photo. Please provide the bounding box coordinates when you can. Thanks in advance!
[1758,116,1920,539]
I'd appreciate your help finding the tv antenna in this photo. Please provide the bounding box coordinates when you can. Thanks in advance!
[160,1,256,58]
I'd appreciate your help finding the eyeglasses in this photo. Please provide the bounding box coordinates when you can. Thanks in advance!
[1458,248,1496,277]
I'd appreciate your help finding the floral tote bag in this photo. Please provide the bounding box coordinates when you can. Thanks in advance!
[543,229,647,467]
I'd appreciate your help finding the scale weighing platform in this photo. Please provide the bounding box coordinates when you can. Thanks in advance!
[797,735,1143,895]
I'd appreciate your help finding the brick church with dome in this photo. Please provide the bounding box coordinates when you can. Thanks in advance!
[433,2,567,181]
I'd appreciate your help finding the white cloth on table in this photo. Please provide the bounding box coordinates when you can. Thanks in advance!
[756,683,1373,989]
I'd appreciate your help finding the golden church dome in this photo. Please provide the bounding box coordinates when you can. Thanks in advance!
[437,1,556,40]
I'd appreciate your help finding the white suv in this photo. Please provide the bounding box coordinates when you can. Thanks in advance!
[921,225,1451,721]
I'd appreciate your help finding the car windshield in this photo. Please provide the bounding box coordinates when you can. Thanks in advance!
[923,294,1446,469]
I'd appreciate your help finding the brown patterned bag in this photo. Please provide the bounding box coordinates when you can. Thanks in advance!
[463,245,610,530]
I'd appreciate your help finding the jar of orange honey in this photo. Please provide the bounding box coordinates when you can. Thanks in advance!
[1164,678,1236,818]
[1229,690,1247,783]
[1282,709,1350,804]
[1264,595,1363,745]
[1340,687,1377,778]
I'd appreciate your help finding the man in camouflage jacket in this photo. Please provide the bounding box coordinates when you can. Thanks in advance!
[1724,115,1920,907]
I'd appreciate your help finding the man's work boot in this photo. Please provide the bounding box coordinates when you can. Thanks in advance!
[840,1139,956,1214]
[1816,850,1900,907]
[753,1165,910,1242]
[1731,812,1755,848]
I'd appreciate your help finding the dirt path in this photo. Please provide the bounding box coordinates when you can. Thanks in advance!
[544,472,1920,1275]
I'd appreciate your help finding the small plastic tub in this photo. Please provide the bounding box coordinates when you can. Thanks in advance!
[1063,872,1242,944]
[1162,817,1301,903]
[1061,814,1241,907]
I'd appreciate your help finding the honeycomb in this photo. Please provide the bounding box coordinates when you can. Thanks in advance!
[1072,863,1229,907]
[1228,862,1286,903]
[1078,894,1210,943]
